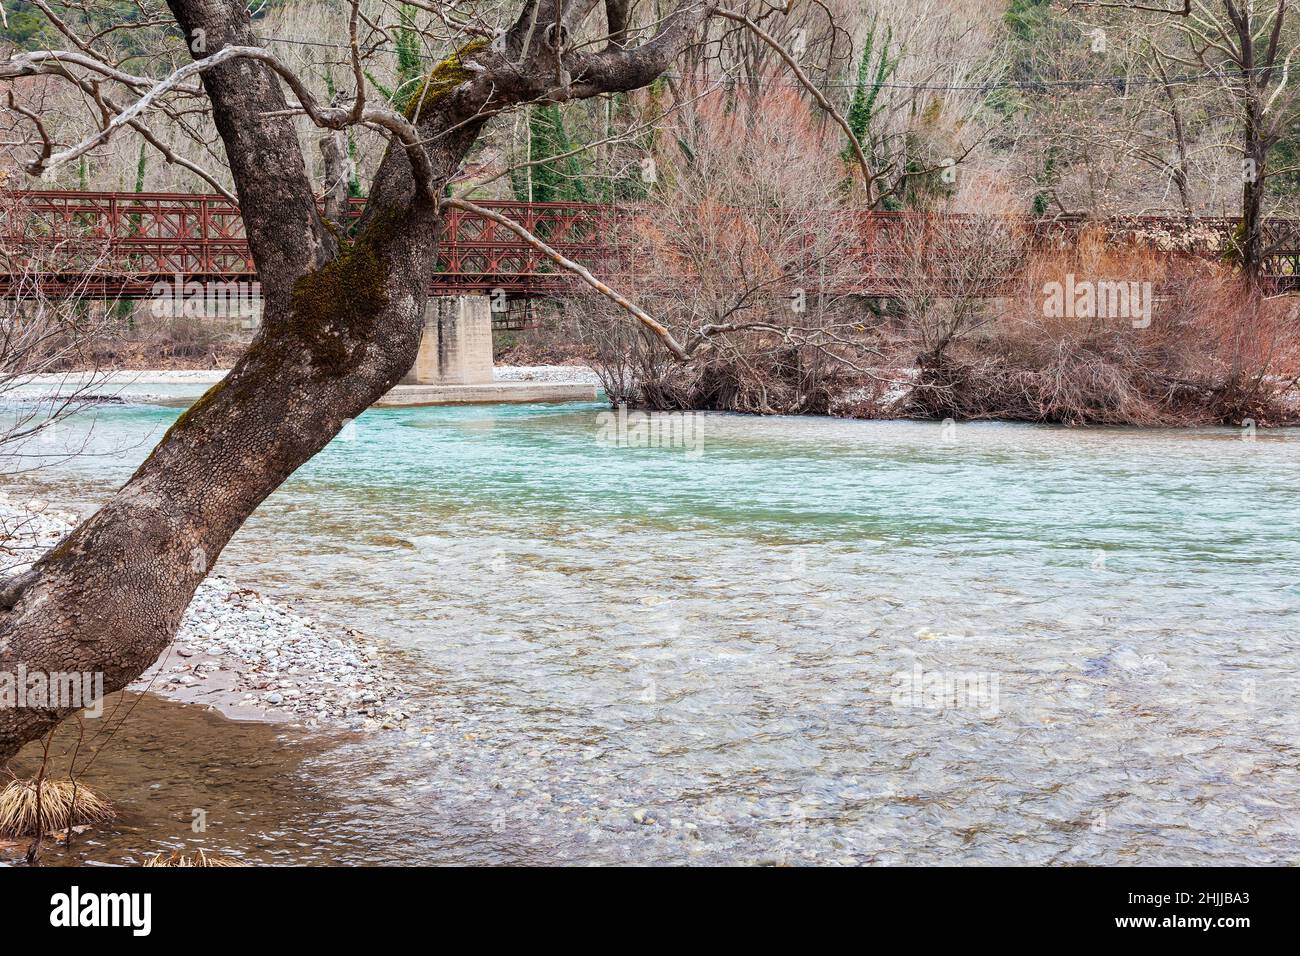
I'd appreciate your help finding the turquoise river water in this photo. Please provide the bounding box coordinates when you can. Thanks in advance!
[3,385,1299,865]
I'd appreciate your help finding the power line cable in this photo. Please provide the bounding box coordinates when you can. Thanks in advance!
[252,32,1281,94]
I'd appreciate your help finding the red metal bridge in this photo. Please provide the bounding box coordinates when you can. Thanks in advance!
[2,190,1297,299]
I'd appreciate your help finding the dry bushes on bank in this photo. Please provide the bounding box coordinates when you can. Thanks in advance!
[582,83,886,415]
[575,81,1300,428]
[89,311,252,370]
[33,306,251,371]
[586,209,1299,425]
[906,233,1300,426]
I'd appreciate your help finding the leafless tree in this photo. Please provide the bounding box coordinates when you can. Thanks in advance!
[1077,0,1300,278]
[893,212,1028,362]
[580,81,884,414]
[0,188,112,472]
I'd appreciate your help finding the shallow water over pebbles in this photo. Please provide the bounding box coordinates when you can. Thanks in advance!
[5,392,1299,865]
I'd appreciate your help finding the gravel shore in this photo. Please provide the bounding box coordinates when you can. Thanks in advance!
[17,365,600,390]
[0,492,412,731]
[17,369,227,386]
[493,364,600,385]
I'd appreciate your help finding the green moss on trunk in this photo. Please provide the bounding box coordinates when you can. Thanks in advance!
[403,38,489,120]
[289,211,403,375]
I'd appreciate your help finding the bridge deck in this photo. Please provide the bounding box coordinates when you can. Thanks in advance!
[1,190,1297,298]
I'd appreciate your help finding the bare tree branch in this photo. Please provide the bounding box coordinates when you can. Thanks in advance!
[714,6,875,201]
[444,196,690,360]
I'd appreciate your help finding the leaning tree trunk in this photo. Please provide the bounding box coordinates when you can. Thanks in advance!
[0,0,712,764]
[0,0,473,764]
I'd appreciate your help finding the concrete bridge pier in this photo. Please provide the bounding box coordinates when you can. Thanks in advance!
[401,295,494,386]
[379,292,595,406]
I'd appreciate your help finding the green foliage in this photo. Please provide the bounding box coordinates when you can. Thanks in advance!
[1268,117,1300,204]
[1002,1,1092,216]
[1031,146,1059,217]
[363,70,395,103]
[603,85,662,203]
[843,21,958,210]
[882,134,956,211]
[1004,0,1055,42]
[391,4,426,113]
[509,84,661,205]
[359,5,432,113]
[511,105,592,204]
[127,142,148,247]
[347,136,362,198]
[133,141,148,193]
[672,134,696,167]
[1,0,287,52]
[1003,0,1076,88]
[0,2,55,47]
[842,15,897,168]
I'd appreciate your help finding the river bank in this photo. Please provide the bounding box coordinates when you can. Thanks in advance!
[17,365,602,391]
[0,492,413,731]
[10,365,603,410]
[16,361,1299,428]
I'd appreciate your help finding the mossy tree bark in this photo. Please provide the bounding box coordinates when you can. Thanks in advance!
[0,0,713,763]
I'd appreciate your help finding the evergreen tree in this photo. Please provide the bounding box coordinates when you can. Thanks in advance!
[511,105,591,204]
[1032,147,1060,217]
[134,140,148,193]
[1004,0,1055,43]
[842,16,896,170]
[391,5,425,114]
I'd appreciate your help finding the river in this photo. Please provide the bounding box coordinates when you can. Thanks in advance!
[4,386,1299,864]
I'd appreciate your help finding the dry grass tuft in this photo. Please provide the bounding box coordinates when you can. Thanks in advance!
[0,778,115,836]
[143,849,242,867]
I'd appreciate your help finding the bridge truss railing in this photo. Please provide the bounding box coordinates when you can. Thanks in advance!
[1,190,1296,298]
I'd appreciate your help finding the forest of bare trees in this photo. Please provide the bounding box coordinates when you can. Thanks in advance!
[6,3,1297,219]
[12,1,1293,422]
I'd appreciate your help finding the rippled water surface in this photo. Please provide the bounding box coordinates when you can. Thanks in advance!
[5,389,1300,865]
